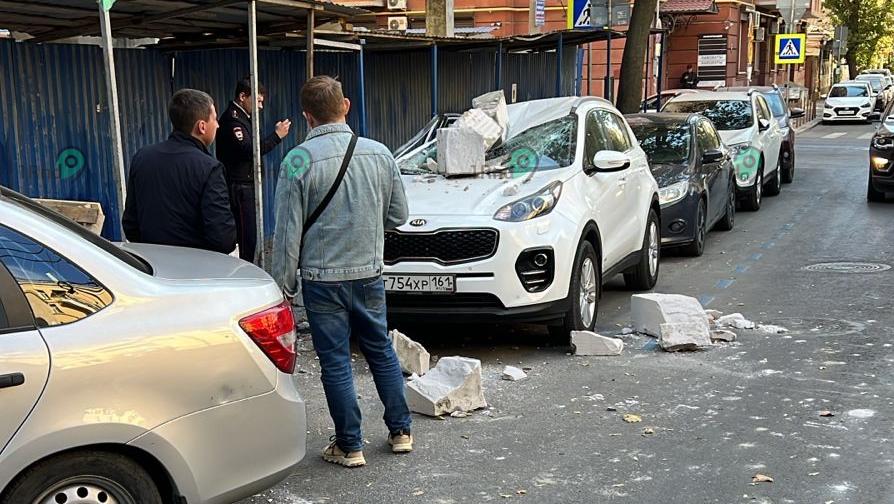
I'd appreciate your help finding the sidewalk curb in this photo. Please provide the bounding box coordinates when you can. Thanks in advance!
[795,117,821,134]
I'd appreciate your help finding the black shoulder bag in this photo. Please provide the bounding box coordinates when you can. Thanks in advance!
[300,134,358,251]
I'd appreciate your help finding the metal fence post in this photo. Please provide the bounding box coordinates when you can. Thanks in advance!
[248,0,265,268]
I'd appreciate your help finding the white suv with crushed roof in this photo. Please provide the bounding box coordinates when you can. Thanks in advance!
[386,97,660,342]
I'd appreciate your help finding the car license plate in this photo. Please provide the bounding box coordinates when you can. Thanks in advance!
[384,274,455,293]
[840,109,856,116]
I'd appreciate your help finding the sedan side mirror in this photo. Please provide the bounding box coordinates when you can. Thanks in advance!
[702,149,725,164]
[592,150,631,172]
[758,118,771,131]
[789,107,806,119]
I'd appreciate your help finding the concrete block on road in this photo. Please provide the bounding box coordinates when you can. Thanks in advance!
[501,365,528,381]
[632,294,710,338]
[405,356,487,417]
[571,331,624,356]
[659,322,712,351]
[717,313,756,330]
[711,330,738,343]
[390,329,431,376]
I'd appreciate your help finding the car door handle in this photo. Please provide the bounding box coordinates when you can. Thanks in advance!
[0,373,25,389]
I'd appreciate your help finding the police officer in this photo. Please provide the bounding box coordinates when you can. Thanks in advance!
[217,78,291,263]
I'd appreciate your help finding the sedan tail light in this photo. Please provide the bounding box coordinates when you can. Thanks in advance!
[239,301,296,374]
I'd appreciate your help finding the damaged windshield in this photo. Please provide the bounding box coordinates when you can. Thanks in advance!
[398,115,578,175]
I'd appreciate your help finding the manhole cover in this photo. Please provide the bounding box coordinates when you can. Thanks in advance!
[803,262,891,274]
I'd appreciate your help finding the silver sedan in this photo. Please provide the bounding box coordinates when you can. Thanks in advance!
[0,186,306,504]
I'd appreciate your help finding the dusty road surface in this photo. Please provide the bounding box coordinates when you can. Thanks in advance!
[244,122,894,504]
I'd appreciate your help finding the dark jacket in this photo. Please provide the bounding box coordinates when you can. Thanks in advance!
[122,131,236,254]
[216,101,281,184]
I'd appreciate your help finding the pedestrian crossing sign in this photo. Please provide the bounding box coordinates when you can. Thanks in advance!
[775,34,806,64]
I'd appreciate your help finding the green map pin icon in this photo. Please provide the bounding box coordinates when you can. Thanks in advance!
[57,148,85,180]
[509,147,538,179]
[283,147,313,179]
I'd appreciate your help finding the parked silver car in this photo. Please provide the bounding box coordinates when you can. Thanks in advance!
[0,186,306,504]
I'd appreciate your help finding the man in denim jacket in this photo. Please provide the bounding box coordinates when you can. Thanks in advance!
[271,76,411,468]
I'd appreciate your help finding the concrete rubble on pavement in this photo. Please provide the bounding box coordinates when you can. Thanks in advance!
[390,329,431,376]
[757,324,789,334]
[571,331,624,356]
[710,329,738,343]
[659,322,712,351]
[632,293,712,338]
[501,365,528,381]
[716,313,756,330]
[405,356,487,417]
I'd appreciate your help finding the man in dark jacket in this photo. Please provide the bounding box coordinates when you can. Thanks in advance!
[681,64,699,89]
[216,78,291,262]
[123,89,236,254]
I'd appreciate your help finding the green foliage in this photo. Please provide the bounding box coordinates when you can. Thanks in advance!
[825,0,894,69]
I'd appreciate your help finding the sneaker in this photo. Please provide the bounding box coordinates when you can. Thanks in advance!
[388,431,413,453]
[321,440,366,468]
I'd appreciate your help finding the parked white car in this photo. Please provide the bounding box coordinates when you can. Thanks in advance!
[662,91,785,211]
[388,97,661,341]
[0,186,305,504]
[822,81,875,123]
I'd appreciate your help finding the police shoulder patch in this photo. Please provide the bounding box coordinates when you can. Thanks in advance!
[233,127,244,141]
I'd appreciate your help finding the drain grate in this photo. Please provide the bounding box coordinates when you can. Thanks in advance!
[803,262,891,274]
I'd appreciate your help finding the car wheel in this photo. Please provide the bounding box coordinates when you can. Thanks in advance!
[549,240,599,346]
[765,157,782,197]
[868,173,886,202]
[0,451,162,504]
[741,161,763,211]
[715,176,736,231]
[681,198,707,257]
[782,144,795,184]
[624,209,660,291]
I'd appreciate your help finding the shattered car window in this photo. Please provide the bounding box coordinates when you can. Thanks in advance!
[398,115,578,174]
[629,121,691,165]
[662,100,753,131]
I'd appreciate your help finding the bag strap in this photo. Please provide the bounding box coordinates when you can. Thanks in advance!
[301,133,358,250]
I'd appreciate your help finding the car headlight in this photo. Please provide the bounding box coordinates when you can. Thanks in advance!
[727,142,750,157]
[873,136,894,150]
[824,103,833,109]
[494,181,563,222]
[659,180,689,206]
[862,101,872,108]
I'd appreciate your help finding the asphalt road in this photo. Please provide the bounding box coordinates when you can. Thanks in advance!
[244,121,894,504]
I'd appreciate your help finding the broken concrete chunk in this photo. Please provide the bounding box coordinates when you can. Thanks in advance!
[659,322,711,351]
[390,329,431,376]
[436,127,486,176]
[454,108,503,149]
[632,294,710,338]
[710,330,738,343]
[405,356,487,417]
[471,90,509,141]
[571,331,624,356]
[757,324,788,334]
[501,365,527,381]
[621,327,635,335]
[717,313,755,330]
[705,309,723,321]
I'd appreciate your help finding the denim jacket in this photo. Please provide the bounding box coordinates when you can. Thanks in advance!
[271,123,408,303]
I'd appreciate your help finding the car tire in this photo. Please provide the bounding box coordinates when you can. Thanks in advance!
[781,144,795,184]
[0,451,162,504]
[765,156,782,197]
[548,240,600,346]
[624,209,660,291]
[868,173,886,202]
[715,176,736,231]
[681,198,707,257]
[741,161,763,211]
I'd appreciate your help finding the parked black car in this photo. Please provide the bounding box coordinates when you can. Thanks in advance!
[627,113,736,256]
[869,99,894,202]
[720,85,805,184]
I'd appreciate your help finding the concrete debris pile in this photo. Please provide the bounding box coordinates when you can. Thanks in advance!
[571,331,624,356]
[631,294,712,351]
[390,329,431,376]
[715,313,756,330]
[436,90,509,177]
[501,365,528,381]
[405,356,487,417]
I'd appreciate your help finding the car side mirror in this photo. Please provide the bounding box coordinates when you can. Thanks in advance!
[701,149,724,164]
[820,93,828,100]
[790,107,806,119]
[592,150,631,172]
[758,118,771,131]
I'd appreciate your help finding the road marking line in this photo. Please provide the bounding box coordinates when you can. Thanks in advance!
[761,241,776,249]
[735,264,751,273]
[821,132,847,139]
[858,132,874,140]
[715,279,736,289]
[698,295,715,307]
[750,253,764,261]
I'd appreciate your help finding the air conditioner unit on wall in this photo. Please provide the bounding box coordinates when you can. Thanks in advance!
[388,16,408,31]
[387,0,407,10]
[755,27,766,42]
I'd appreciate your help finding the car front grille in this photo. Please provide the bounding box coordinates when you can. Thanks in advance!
[384,228,499,265]
[833,107,859,114]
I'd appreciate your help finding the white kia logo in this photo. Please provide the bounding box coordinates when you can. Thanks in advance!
[410,218,426,227]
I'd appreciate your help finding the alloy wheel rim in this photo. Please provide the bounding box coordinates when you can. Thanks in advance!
[697,202,706,250]
[648,222,659,278]
[37,477,131,504]
[579,257,597,327]
[756,172,762,203]
[729,186,736,224]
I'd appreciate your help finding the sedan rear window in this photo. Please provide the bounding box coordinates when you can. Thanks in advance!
[662,100,753,131]
[629,121,691,165]
[0,187,152,275]
[829,85,869,98]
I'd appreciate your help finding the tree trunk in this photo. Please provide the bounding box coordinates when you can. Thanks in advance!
[615,0,660,113]
[845,49,858,79]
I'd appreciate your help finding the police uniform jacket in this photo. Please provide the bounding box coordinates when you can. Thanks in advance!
[216,101,282,184]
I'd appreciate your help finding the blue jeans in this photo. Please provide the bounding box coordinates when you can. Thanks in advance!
[302,276,411,452]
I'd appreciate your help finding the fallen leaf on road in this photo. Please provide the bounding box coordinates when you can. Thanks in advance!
[819,411,835,417]
[623,414,642,423]
[643,427,655,435]
[752,474,774,483]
